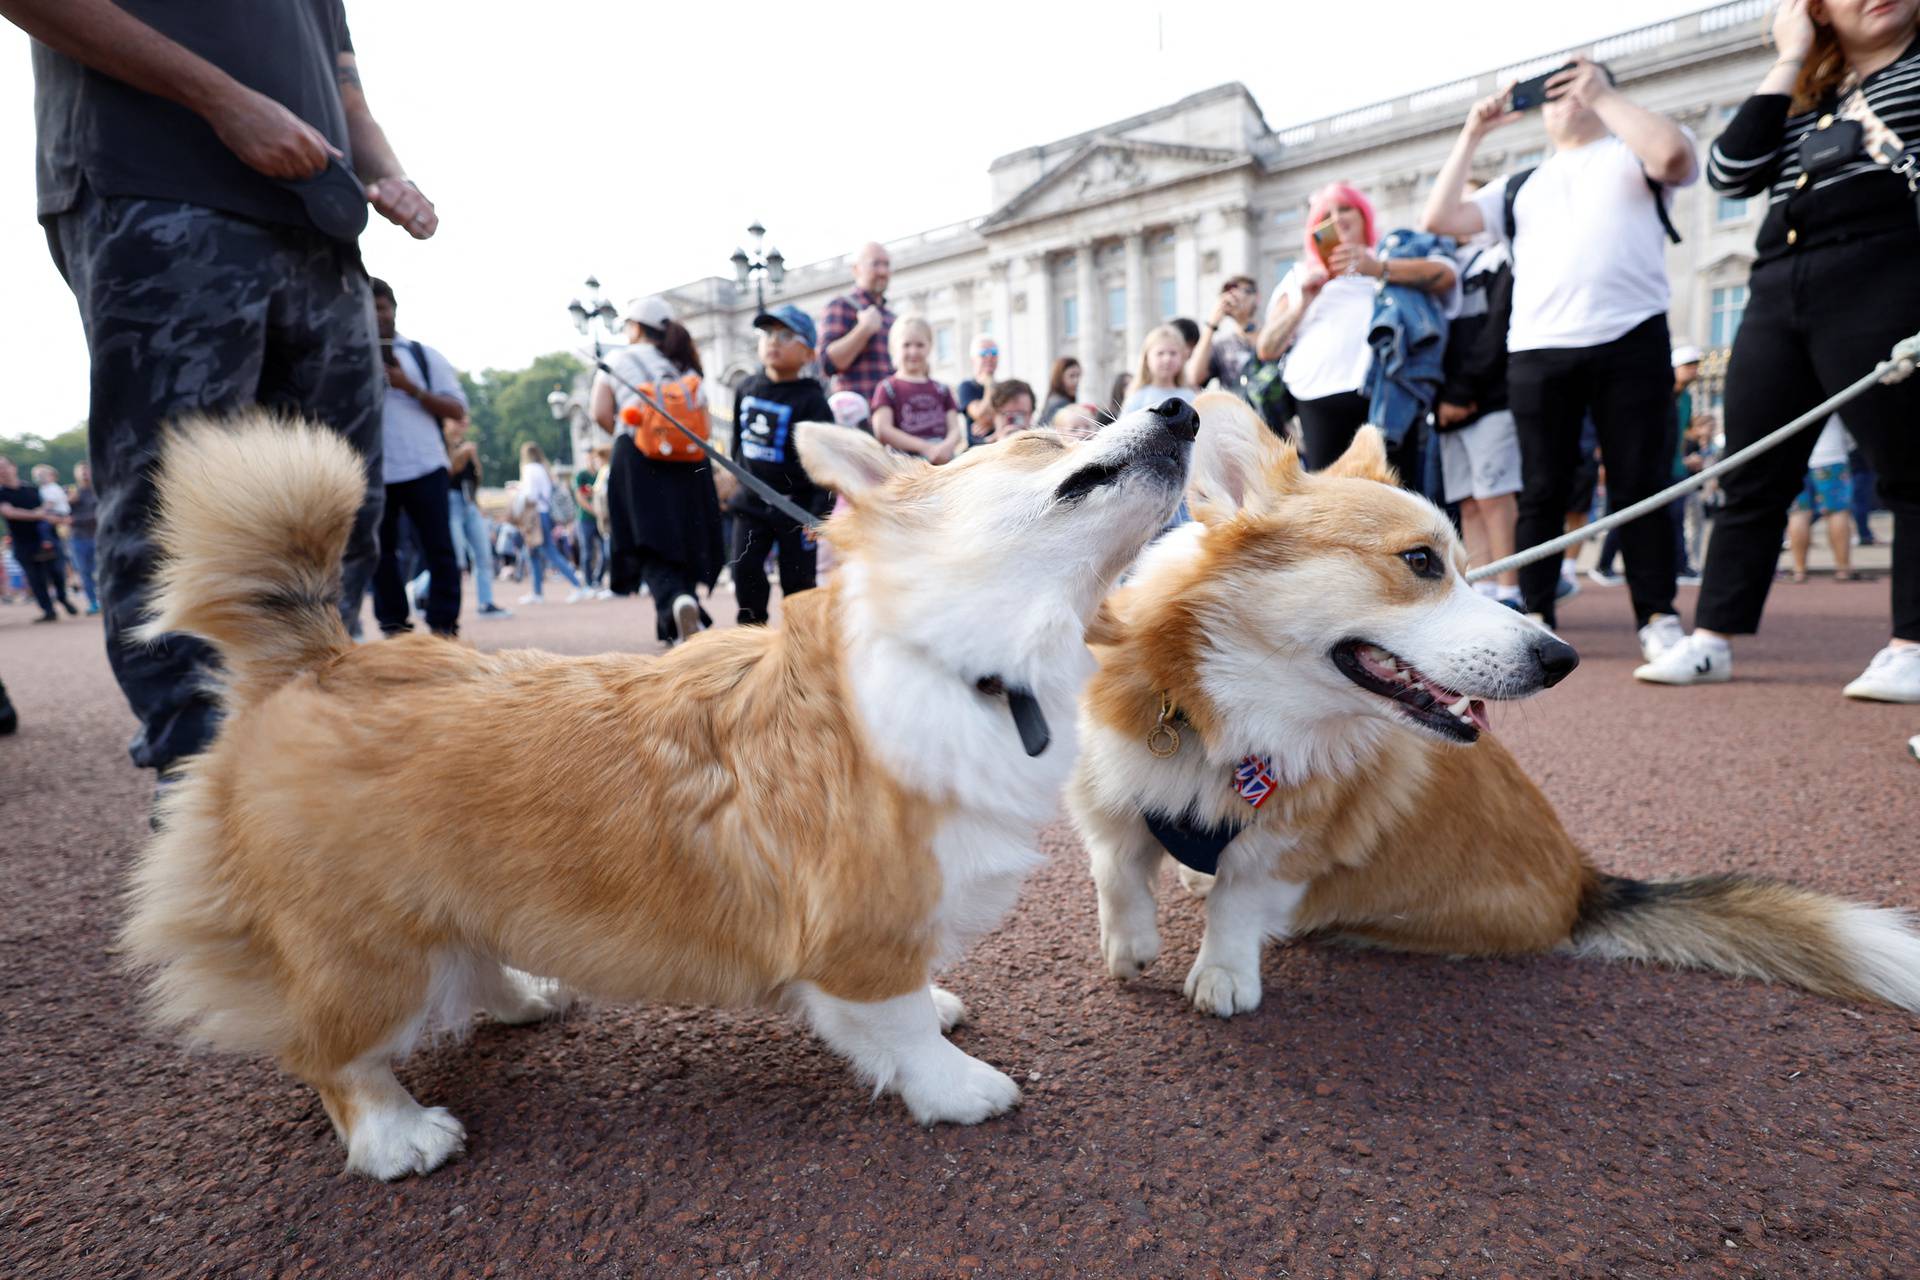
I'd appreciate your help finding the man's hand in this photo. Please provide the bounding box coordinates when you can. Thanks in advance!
[1464,91,1520,142]
[1436,401,1475,428]
[1547,57,1615,113]
[856,304,885,335]
[384,357,418,395]
[1208,294,1233,327]
[207,83,338,179]
[366,177,437,240]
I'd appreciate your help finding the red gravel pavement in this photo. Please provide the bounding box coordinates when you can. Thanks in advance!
[4,576,1918,1279]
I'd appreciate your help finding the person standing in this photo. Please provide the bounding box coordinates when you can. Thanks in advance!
[368,278,463,638]
[1633,0,1920,702]
[818,242,895,402]
[445,416,509,619]
[1038,357,1082,427]
[513,443,586,606]
[955,334,1000,436]
[64,462,99,614]
[1422,57,1698,654]
[1434,235,1524,609]
[0,455,72,622]
[870,318,966,464]
[1184,275,1260,395]
[729,304,833,627]
[5,0,439,779]
[590,296,725,644]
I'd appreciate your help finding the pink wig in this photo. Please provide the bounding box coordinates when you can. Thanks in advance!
[1303,182,1378,257]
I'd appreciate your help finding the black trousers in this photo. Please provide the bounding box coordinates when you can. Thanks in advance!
[1697,238,1920,640]
[1295,391,1423,484]
[730,511,817,625]
[20,548,68,617]
[374,467,459,635]
[639,554,710,644]
[1508,314,1675,627]
[47,190,383,772]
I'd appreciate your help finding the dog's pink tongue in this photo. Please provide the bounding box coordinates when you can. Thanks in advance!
[1468,700,1490,733]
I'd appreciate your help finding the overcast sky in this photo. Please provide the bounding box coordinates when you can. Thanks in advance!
[0,0,1731,435]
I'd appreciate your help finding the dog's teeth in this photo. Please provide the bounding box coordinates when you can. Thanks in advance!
[1448,696,1471,718]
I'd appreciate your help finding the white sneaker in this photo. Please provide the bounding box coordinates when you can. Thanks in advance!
[671,593,702,642]
[1634,632,1731,685]
[1638,613,1686,663]
[595,588,614,600]
[1586,567,1623,587]
[518,593,542,605]
[1843,644,1920,703]
[1909,732,1920,763]
[564,588,587,604]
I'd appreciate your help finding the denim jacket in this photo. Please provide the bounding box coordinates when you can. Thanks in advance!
[1363,229,1456,445]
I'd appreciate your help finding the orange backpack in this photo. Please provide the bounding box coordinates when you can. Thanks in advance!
[618,373,710,463]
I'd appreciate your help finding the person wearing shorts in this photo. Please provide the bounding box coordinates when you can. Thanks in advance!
[1434,236,1524,607]
[1786,416,1857,584]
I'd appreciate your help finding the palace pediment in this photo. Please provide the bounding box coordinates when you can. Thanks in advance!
[981,137,1246,231]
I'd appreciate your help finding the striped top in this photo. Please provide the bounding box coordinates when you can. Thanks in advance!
[1708,34,1920,264]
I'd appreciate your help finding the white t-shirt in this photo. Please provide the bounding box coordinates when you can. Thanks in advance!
[518,461,554,513]
[1470,134,1695,352]
[1808,415,1852,470]
[1274,248,1461,401]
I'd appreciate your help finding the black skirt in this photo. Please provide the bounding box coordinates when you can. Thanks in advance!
[606,432,726,597]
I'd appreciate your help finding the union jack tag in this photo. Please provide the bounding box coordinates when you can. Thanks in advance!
[1234,754,1276,809]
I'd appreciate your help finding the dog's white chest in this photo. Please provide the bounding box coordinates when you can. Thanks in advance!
[928,813,1046,967]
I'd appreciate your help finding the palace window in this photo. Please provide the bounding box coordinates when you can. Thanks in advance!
[1710,284,1749,347]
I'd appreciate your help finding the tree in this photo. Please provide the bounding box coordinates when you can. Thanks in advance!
[459,352,585,483]
[0,424,89,478]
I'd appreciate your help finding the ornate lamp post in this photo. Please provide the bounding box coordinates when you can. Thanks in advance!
[728,221,786,314]
[550,276,620,466]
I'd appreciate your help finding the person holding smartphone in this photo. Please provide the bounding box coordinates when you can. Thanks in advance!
[1256,181,1458,476]
[1633,0,1920,702]
[1420,56,1697,657]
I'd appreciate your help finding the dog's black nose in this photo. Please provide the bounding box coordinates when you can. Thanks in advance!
[1534,635,1580,688]
[1150,397,1199,442]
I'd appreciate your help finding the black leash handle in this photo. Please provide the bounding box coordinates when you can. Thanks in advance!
[592,358,824,531]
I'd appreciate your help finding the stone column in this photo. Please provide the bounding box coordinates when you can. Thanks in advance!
[1023,253,1052,382]
[1220,205,1256,282]
[1075,242,1099,391]
[992,260,1015,363]
[1173,216,1201,319]
[1123,230,1148,369]
[955,280,976,363]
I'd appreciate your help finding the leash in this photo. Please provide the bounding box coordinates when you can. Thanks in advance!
[1465,330,1920,583]
[589,354,825,531]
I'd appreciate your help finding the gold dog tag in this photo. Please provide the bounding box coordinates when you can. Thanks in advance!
[1147,692,1181,758]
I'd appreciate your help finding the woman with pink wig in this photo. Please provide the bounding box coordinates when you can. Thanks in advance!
[1255,181,1458,474]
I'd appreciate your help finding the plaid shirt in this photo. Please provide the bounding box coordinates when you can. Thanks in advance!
[818,286,894,404]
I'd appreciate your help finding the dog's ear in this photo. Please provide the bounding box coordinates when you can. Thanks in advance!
[796,422,919,500]
[1320,425,1397,485]
[1189,392,1295,520]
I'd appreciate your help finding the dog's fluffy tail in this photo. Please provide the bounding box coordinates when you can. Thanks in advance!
[1567,873,1920,1010]
[139,413,364,703]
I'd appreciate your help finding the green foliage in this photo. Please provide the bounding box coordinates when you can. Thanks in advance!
[460,352,586,484]
[0,423,89,479]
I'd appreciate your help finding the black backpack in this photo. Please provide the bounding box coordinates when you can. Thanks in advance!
[1501,165,1682,245]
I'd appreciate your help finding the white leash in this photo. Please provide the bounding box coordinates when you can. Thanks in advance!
[1466,330,1920,583]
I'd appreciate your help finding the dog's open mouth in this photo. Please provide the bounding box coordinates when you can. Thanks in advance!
[1332,639,1489,743]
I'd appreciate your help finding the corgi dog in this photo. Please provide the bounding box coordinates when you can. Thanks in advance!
[1070,394,1920,1018]
[125,401,1195,1179]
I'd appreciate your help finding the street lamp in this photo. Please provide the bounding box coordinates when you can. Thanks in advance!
[729,220,786,314]
[566,274,621,361]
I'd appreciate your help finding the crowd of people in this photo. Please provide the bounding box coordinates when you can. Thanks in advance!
[5,0,1920,778]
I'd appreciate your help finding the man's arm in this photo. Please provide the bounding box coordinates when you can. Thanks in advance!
[0,501,48,521]
[335,53,437,238]
[0,0,337,178]
[822,300,876,374]
[1420,92,1512,238]
[1558,59,1697,186]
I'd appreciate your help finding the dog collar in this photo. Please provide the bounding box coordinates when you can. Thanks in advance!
[976,676,1050,757]
[1143,753,1276,874]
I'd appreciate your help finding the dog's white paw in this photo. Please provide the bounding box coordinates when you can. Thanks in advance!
[485,970,573,1026]
[929,985,969,1032]
[1176,865,1216,899]
[1101,923,1161,979]
[899,1049,1023,1126]
[1184,962,1262,1019]
[345,1104,466,1180]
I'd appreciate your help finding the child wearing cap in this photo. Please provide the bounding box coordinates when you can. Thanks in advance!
[729,304,834,626]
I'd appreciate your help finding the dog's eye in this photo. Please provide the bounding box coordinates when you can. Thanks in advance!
[1400,547,1444,580]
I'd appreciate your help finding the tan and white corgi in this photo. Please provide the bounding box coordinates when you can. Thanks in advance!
[125,401,1195,1179]
[1071,393,1920,1018]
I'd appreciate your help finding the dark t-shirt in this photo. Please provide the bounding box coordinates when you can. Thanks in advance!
[32,0,355,233]
[732,373,834,522]
[1,484,54,554]
[956,378,987,422]
[1207,329,1258,394]
[68,486,98,537]
[871,377,957,442]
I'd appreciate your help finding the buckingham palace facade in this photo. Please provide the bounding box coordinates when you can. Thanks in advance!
[635,0,1775,435]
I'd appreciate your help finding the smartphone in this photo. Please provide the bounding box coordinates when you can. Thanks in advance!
[1507,63,1574,112]
[1310,216,1341,266]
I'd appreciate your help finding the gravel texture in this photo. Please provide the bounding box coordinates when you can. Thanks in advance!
[3,575,1917,1279]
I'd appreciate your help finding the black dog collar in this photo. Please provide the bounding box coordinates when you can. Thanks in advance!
[976,676,1050,757]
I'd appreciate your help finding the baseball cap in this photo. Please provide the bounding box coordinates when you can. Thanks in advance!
[1671,344,1703,367]
[622,295,674,329]
[753,304,818,351]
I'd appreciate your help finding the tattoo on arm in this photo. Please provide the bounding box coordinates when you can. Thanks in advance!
[335,55,362,90]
